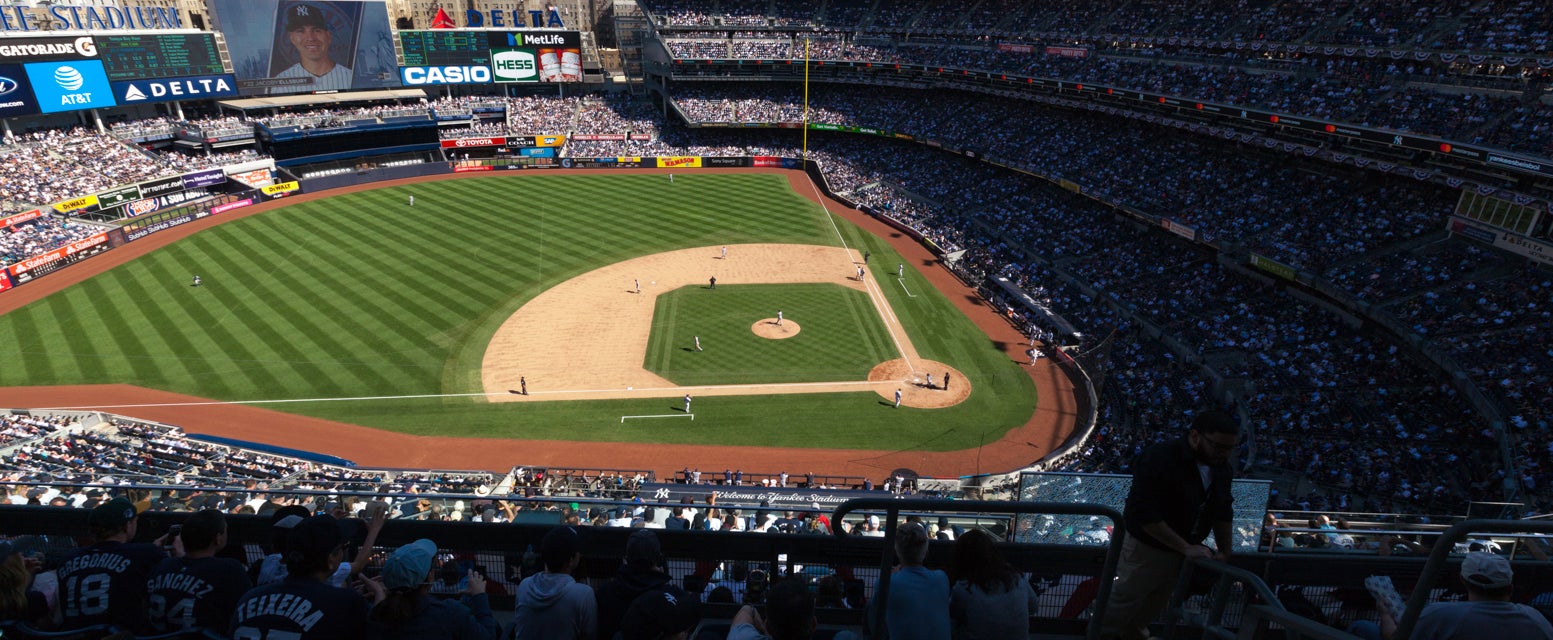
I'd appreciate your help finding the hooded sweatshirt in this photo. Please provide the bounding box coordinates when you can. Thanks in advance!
[594,565,672,640]
[512,571,597,640]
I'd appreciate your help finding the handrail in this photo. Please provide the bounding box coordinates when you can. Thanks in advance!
[1239,604,1364,640]
[1166,557,1285,639]
[830,498,1124,640]
[1394,519,1553,640]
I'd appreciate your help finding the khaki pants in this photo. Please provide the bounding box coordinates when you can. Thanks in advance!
[1098,536,1184,640]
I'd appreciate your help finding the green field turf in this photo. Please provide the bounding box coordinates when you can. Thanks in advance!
[644,283,896,385]
[0,173,1037,450]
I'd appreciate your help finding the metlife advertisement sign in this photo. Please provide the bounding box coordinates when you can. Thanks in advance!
[0,63,39,117]
[23,59,115,113]
[112,74,240,104]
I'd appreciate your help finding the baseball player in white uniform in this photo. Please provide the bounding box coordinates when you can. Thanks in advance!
[683,393,692,413]
[694,336,702,351]
[894,389,902,408]
[272,3,353,94]
[776,310,783,326]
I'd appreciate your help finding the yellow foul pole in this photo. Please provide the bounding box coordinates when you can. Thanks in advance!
[803,37,810,159]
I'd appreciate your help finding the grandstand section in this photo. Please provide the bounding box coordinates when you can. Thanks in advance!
[2,0,1553,637]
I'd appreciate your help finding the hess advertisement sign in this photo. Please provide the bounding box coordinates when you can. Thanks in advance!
[490,48,536,82]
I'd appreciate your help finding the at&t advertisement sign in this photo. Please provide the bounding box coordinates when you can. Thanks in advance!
[22,59,114,113]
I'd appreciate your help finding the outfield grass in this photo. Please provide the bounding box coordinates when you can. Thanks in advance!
[0,173,1037,450]
[644,283,896,385]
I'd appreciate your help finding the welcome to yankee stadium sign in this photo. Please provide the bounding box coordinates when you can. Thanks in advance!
[0,4,182,32]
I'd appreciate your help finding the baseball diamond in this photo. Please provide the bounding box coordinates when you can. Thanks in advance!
[0,169,1072,478]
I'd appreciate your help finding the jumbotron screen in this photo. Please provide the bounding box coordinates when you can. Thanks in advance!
[210,0,399,95]
[398,30,583,85]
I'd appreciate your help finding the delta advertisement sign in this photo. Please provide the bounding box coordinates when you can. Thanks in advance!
[111,74,239,104]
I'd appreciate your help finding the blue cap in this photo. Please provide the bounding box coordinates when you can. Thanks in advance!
[382,539,438,590]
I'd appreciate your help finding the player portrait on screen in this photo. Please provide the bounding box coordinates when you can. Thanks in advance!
[271,2,354,93]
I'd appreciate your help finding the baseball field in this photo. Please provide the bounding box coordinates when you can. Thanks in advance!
[0,170,1072,476]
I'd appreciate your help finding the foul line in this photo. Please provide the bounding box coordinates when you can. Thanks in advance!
[896,277,918,298]
[804,173,914,372]
[32,380,890,411]
[621,413,694,423]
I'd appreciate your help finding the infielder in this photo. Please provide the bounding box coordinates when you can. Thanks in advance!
[721,246,728,259]
[520,376,527,395]
[635,279,641,294]
[894,388,902,408]
[925,372,934,389]
[857,266,865,280]
[683,393,692,413]
[776,310,783,326]
[694,336,702,351]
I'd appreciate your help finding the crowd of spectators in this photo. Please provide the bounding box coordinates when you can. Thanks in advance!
[0,216,101,268]
[0,127,180,208]
[645,0,1553,54]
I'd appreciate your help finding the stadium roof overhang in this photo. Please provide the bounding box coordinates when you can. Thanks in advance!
[217,89,429,112]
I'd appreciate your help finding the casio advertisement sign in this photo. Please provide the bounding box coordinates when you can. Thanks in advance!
[399,65,491,85]
[112,74,238,104]
[23,59,114,113]
[490,49,537,83]
[0,63,38,117]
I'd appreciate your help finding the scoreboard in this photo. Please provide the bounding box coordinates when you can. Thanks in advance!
[399,31,494,67]
[98,34,226,82]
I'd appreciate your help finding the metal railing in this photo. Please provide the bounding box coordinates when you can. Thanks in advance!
[831,498,1125,640]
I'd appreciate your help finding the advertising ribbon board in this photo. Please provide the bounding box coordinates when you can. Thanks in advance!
[52,194,98,213]
[655,156,702,169]
[1249,254,1297,281]
[0,209,44,228]
[210,198,253,215]
[8,232,108,283]
[138,176,184,198]
[635,483,892,510]
[441,137,506,149]
[181,169,226,189]
[0,268,11,293]
[261,181,300,197]
[95,184,142,208]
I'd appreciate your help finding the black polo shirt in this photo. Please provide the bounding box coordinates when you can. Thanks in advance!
[1123,436,1234,552]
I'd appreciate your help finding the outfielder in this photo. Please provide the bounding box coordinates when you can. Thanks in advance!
[408,195,414,206]
[897,264,904,278]
[694,336,702,351]
[192,275,201,287]
[683,393,692,413]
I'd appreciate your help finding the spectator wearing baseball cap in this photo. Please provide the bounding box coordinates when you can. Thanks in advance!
[596,529,673,640]
[56,496,169,633]
[512,526,596,640]
[273,1,353,93]
[1352,552,1553,640]
[229,514,379,640]
[365,539,497,640]
[620,586,702,640]
[0,539,50,626]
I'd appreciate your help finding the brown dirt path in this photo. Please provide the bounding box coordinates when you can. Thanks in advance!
[0,167,1080,479]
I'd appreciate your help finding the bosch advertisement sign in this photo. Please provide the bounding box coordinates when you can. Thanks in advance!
[112,74,239,104]
[0,63,38,117]
[0,36,98,62]
[400,65,491,85]
[23,59,115,113]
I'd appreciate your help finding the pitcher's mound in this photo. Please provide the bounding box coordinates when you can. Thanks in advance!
[753,319,801,339]
[868,358,970,409]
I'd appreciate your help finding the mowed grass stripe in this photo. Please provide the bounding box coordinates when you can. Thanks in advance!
[220,223,416,394]
[0,174,1036,452]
